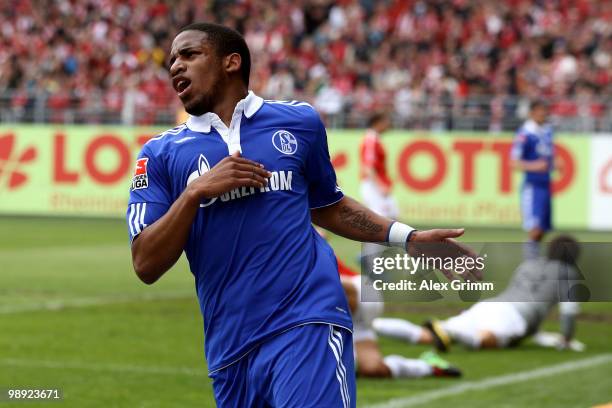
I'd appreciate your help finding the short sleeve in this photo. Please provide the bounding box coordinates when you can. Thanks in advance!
[510,132,527,161]
[305,114,344,209]
[126,143,172,243]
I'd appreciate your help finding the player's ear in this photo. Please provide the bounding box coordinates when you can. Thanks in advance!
[224,53,242,75]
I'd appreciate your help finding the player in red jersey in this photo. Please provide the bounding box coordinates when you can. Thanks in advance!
[359,112,398,219]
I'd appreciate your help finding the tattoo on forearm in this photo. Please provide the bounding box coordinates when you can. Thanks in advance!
[338,205,383,235]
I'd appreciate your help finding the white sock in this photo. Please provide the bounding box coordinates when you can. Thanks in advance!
[372,318,424,344]
[441,318,481,349]
[383,355,433,378]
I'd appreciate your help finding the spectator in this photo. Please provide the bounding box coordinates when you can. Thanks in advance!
[0,0,609,129]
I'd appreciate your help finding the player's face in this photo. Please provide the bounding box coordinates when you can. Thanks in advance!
[531,105,549,125]
[381,116,391,132]
[168,30,225,116]
[375,116,390,133]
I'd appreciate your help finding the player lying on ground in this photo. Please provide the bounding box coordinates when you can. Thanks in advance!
[337,257,461,378]
[128,22,476,408]
[373,236,581,351]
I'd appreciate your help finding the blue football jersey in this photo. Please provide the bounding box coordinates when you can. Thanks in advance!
[511,119,554,186]
[126,92,353,373]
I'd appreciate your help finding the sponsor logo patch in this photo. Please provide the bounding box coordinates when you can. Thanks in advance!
[131,158,149,190]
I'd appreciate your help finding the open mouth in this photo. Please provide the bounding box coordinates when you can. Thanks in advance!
[175,78,192,97]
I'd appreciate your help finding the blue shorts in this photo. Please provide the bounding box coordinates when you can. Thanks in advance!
[521,183,552,232]
[210,323,355,408]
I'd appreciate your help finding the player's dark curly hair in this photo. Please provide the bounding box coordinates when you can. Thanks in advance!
[368,112,388,128]
[178,22,251,87]
[547,235,580,265]
[530,98,549,111]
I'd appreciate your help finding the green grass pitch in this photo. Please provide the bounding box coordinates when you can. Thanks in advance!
[1,217,611,407]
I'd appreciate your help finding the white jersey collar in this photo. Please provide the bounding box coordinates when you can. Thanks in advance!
[523,119,543,135]
[186,91,264,134]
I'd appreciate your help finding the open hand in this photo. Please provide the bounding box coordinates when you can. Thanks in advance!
[409,228,481,281]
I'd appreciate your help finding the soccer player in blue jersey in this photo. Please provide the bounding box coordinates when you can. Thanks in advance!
[511,100,554,260]
[127,22,473,408]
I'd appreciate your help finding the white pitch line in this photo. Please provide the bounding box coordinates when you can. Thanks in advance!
[0,358,207,377]
[364,354,612,408]
[0,291,194,315]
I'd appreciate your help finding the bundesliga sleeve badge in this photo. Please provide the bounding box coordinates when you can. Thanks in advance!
[131,158,149,190]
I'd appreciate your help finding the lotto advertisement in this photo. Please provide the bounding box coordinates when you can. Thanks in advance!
[1,126,610,230]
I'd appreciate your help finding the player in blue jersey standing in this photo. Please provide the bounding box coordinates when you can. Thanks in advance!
[511,100,554,260]
[127,22,473,408]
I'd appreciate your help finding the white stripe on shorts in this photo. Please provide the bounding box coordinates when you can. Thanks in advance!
[328,325,349,408]
[332,329,350,405]
[521,184,536,230]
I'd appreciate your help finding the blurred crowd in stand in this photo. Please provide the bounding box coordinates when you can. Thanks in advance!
[1,0,610,130]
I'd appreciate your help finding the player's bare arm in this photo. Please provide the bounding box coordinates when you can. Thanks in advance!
[311,196,389,242]
[311,196,476,279]
[510,158,548,172]
[131,152,270,284]
[311,196,465,244]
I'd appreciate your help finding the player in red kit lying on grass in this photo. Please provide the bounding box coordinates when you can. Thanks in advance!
[337,257,462,379]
